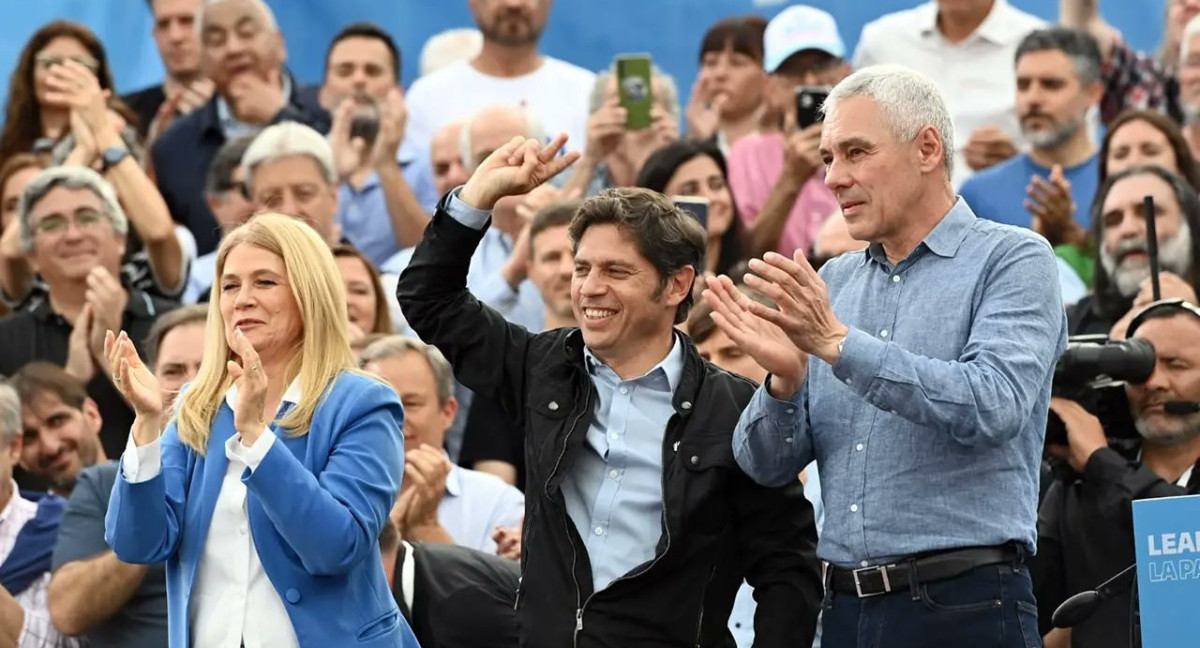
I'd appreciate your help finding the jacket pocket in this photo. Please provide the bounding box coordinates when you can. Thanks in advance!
[357,608,399,642]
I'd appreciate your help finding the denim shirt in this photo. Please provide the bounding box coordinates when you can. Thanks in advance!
[734,198,1068,567]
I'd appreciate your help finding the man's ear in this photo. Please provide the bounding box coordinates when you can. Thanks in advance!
[916,125,945,175]
[666,265,698,310]
[82,398,103,437]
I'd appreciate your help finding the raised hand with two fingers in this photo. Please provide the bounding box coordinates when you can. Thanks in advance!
[459,134,581,211]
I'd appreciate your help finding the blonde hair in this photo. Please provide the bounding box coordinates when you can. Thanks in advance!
[175,213,359,453]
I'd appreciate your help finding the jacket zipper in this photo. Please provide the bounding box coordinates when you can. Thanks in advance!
[544,386,592,648]
[694,565,716,647]
[572,412,681,646]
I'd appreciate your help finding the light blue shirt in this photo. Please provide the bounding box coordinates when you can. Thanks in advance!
[734,198,1067,568]
[437,465,525,554]
[445,190,681,593]
[399,189,544,332]
[337,139,439,266]
[561,337,683,593]
[183,250,218,304]
[216,74,293,140]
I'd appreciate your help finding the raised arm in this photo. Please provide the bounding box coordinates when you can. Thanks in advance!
[1059,0,1118,62]
[395,134,578,419]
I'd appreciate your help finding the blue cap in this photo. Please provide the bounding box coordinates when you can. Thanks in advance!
[763,5,846,73]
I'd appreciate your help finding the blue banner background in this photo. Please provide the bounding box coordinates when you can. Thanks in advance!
[0,0,1173,103]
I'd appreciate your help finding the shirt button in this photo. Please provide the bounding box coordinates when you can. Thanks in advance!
[619,386,629,395]
[609,469,619,479]
[239,524,248,535]
[850,504,859,513]
[681,401,692,410]
[609,433,619,441]
[784,437,794,444]
[594,526,604,536]
[855,443,864,452]
[845,378,853,386]
[690,455,700,466]
[785,407,795,415]
[879,329,889,338]
[861,560,870,568]
[892,275,901,283]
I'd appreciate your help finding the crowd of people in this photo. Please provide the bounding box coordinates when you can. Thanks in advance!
[0,0,1196,647]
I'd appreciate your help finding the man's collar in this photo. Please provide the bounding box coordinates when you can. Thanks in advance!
[216,69,295,139]
[859,198,976,266]
[582,331,685,393]
[444,463,464,498]
[919,0,1024,45]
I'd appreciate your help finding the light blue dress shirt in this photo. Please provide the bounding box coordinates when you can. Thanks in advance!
[734,198,1068,568]
[216,74,292,141]
[337,139,439,266]
[445,190,681,593]
[436,465,525,554]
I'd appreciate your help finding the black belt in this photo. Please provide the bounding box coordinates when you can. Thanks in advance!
[828,545,1019,598]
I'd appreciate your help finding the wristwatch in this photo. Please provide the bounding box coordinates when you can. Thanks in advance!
[100,146,130,173]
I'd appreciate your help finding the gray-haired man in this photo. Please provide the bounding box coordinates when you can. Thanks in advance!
[704,64,1067,645]
[0,167,177,459]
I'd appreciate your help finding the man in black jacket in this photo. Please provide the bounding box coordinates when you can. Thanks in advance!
[1035,302,1200,647]
[396,134,821,648]
[380,519,521,648]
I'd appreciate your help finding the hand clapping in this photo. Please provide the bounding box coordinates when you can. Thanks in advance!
[105,329,164,444]
[226,328,269,445]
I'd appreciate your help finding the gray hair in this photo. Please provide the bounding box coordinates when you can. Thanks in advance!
[419,28,483,78]
[822,64,955,179]
[1181,15,1200,65]
[589,64,682,125]
[0,383,19,445]
[197,0,278,39]
[1015,27,1102,86]
[459,104,546,172]
[241,122,338,194]
[18,166,129,253]
[359,336,455,405]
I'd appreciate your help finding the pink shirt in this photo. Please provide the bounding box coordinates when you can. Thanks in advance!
[726,132,838,256]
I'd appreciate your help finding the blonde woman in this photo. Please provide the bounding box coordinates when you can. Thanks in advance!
[101,213,417,648]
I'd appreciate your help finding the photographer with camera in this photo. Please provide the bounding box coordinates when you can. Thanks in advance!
[1034,301,1200,648]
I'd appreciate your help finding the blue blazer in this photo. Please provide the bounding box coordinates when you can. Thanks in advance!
[104,371,418,648]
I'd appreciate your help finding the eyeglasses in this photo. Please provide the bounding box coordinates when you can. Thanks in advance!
[34,54,100,73]
[34,209,108,235]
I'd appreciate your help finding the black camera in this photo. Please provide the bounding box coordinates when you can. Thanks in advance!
[1046,335,1157,446]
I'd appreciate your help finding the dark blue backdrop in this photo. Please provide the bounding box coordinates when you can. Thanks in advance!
[0,1,1171,102]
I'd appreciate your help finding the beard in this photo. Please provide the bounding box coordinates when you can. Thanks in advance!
[1136,411,1200,447]
[1021,113,1084,150]
[1099,221,1194,298]
[480,13,544,47]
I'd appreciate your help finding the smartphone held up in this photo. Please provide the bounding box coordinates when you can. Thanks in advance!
[616,53,654,130]
[794,86,831,130]
[673,196,710,231]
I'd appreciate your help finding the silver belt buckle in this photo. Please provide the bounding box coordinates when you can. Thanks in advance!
[852,565,892,598]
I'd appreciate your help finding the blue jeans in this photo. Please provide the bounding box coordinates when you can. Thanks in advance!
[821,561,1042,648]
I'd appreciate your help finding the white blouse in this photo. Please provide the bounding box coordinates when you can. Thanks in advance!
[122,381,302,648]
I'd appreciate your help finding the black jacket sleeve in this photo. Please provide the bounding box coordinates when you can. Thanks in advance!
[1082,448,1189,522]
[735,477,822,648]
[1033,480,1068,637]
[395,202,535,425]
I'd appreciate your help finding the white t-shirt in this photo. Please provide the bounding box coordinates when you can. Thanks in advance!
[405,57,596,154]
[853,0,1045,187]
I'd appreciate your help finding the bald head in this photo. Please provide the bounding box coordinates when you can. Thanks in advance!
[461,104,545,171]
[431,121,469,196]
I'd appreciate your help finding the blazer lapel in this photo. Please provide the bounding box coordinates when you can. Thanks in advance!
[181,404,237,592]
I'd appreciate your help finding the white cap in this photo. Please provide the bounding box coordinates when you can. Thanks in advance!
[763,5,845,73]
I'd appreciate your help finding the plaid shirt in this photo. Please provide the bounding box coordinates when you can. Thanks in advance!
[0,485,84,648]
[1101,38,1184,125]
